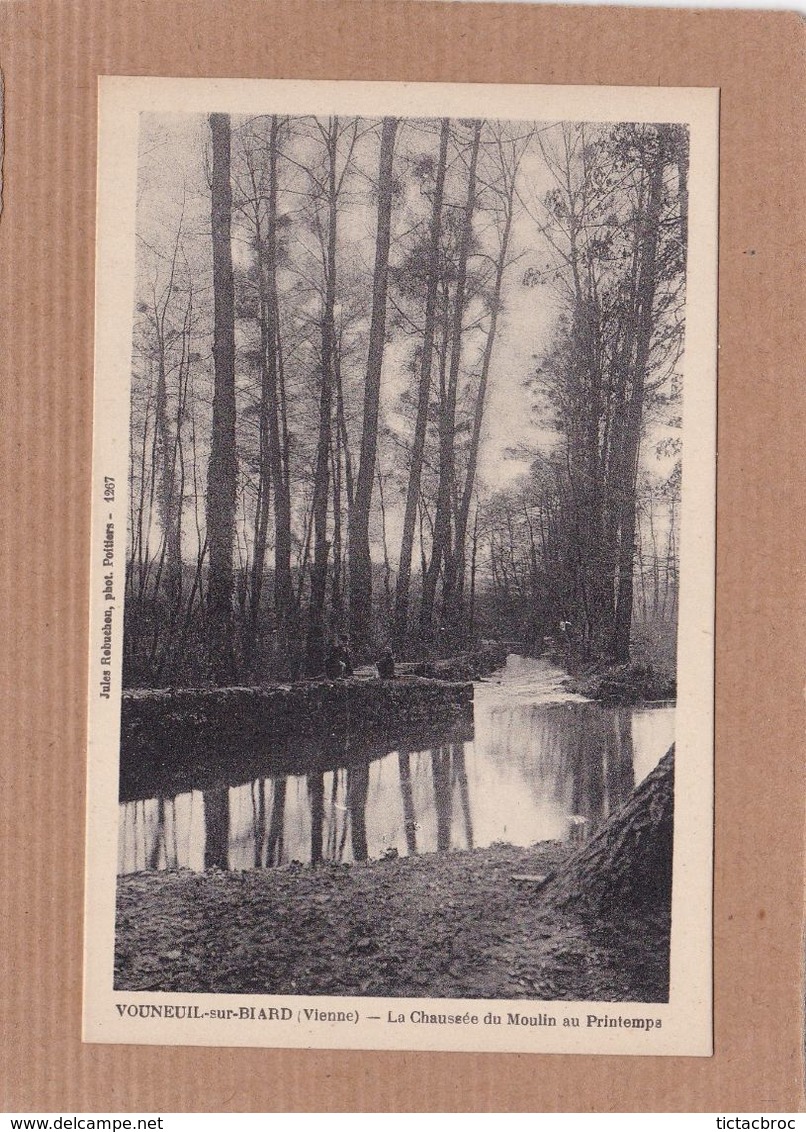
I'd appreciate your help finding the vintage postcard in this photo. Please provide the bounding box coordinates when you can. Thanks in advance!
[84,77,718,1055]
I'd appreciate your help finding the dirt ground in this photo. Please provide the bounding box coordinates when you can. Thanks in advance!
[115,842,670,1002]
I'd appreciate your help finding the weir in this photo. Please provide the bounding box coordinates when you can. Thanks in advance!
[120,675,475,802]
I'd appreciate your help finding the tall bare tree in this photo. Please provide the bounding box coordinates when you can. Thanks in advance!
[206,112,238,685]
[348,117,399,656]
[240,115,296,669]
[446,125,527,635]
[525,122,685,660]
[612,126,671,661]
[305,117,361,673]
[420,119,482,637]
[393,118,449,646]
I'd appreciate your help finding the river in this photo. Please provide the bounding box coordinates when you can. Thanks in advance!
[118,655,674,874]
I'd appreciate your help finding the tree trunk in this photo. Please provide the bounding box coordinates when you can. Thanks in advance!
[421,121,482,637]
[612,131,667,663]
[539,745,674,920]
[246,114,294,670]
[306,118,339,675]
[468,504,478,640]
[418,316,450,635]
[206,113,238,686]
[450,166,516,627]
[331,420,344,636]
[673,125,689,251]
[247,208,271,669]
[394,118,449,645]
[260,116,295,669]
[349,117,398,657]
[151,225,188,610]
[154,323,182,602]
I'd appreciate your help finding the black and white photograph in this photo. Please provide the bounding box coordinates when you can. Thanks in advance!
[84,78,717,1055]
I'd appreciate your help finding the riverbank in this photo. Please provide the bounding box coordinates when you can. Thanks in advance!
[119,644,514,801]
[121,676,473,802]
[564,661,676,704]
[394,641,510,682]
[115,841,670,1002]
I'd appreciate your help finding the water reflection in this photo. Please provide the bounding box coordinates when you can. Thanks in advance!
[204,786,229,870]
[118,658,674,874]
[399,752,417,854]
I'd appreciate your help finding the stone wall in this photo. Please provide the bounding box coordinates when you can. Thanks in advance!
[120,676,474,802]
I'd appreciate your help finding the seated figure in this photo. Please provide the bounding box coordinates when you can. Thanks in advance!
[325,642,346,679]
[376,646,395,680]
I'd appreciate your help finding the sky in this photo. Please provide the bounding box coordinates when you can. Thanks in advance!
[132,111,682,561]
[134,112,562,488]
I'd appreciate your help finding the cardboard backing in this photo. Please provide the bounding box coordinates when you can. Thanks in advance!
[0,0,803,1113]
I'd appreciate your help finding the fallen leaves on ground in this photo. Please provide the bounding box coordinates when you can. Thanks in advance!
[115,843,669,1002]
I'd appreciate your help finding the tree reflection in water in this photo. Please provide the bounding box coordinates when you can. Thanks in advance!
[348,763,370,861]
[431,747,452,851]
[453,744,474,850]
[203,785,229,870]
[118,699,672,874]
[398,752,417,854]
[308,773,325,865]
